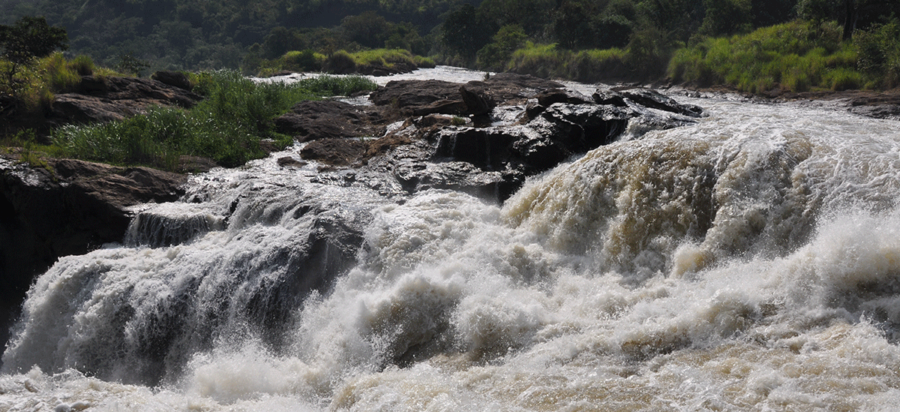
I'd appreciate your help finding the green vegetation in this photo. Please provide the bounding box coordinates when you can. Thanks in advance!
[1,51,118,112]
[257,48,435,76]
[1,16,69,95]
[6,0,900,91]
[667,20,861,92]
[51,70,378,170]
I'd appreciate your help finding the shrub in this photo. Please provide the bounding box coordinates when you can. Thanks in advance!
[855,19,900,88]
[44,53,80,92]
[68,54,94,76]
[323,50,357,74]
[282,49,323,72]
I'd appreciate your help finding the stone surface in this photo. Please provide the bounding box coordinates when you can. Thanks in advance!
[618,88,705,117]
[0,156,187,354]
[299,138,369,166]
[51,76,203,126]
[274,100,387,141]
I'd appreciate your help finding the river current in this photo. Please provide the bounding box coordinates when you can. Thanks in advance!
[3,67,900,411]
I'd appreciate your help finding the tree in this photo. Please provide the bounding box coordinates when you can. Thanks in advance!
[0,16,69,88]
[440,4,495,60]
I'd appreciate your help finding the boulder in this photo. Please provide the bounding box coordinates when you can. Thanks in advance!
[370,80,462,108]
[299,138,369,166]
[619,88,704,117]
[460,85,495,115]
[592,90,628,107]
[536,88,592,106]
[51,76,203,126]
[274,100,386,142]
[537,103,631,148]
[370,76,563,117]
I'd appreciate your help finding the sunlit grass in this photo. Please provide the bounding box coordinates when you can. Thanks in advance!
[507,43,629,82]
[667,20,873,92]
[52,70,378,170]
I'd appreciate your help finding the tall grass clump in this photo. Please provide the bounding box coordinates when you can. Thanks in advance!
[667,20,864,92]
[53,70,378,169]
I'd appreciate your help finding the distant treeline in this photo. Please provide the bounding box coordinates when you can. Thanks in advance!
[2,0,899,89]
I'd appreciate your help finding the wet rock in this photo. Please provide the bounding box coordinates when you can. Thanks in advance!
[481,73,565,103]
[276,157,307,168]
[370,80,461,109]
[460,85,495,115]
[536,88,592,106]
[393,160,522,201]
[0,157,186,354]
[538,103,630,148]
[370,76,563,118]
[151,71,193,90]
[619,88,704,117]
[300,138,369,166]
[592,90,628,107]
[274,100,386,142]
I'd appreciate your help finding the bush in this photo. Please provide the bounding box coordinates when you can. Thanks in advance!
[282,49,324,72]
[855,19,900,88]
[68,55,95,76]
[323,50,357,74]
[44,53,81,92]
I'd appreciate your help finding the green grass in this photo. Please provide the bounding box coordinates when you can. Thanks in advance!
[666,20,871,92]
[259,48,435,76]
[52,70,378,170]
[506,43,630,82]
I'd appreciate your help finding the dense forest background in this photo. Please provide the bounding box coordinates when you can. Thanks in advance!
[1,0,899,87]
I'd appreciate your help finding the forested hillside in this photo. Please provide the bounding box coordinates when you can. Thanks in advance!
[0,0,456,71]
[2,0,899,89]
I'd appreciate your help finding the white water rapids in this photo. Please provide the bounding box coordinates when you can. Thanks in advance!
[4,67,900,411]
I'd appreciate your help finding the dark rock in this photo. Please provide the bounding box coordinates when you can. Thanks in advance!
[592,90,628,107]
[536,88,592,106]
[619,88,704,117]
[393,160,522,201]
[435,128,518,170]
[370,76,564,117]
[460,85,495,115]
[300,138,369,166]
[274,100,386,142]
[538,103,630,148]
[0,157,186,355]
[370,80,461,107]
[276,157,307,168]
[51,76,203,126]
[408,99,468,116]
[151,71,193,90]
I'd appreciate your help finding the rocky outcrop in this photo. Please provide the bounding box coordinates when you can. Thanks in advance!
[299,81,703,202]
[50,75,203,126]
[274,100,387,142]
[368,73,563,117]
[617,88,705,117]
[0,156,187,351]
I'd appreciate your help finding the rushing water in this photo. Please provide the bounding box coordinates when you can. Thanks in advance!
[4,67,900,411]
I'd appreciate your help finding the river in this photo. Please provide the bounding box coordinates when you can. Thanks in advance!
[3,67,900,411]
